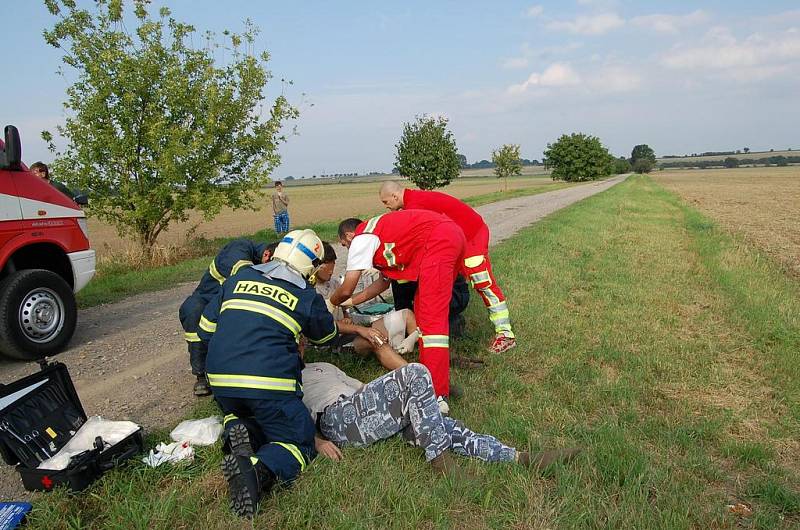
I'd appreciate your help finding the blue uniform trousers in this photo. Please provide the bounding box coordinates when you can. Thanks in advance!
[178,293,209,375]
[216,395,316,484]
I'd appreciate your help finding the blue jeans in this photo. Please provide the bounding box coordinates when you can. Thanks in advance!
[273,211,289,234]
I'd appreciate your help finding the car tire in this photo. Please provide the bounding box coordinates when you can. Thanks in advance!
[0,269,78,361]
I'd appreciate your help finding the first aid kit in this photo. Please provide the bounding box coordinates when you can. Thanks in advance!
[0,361,144,492]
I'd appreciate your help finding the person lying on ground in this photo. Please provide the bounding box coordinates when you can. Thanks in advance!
[302,361,582,475]
[313,242,417,371]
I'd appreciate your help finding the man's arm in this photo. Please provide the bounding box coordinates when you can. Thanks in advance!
[330,270,362,305]
[351,276,390,307]
[280,192,289,206]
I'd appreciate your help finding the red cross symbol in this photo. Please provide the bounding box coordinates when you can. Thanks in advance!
[41,475,53,489]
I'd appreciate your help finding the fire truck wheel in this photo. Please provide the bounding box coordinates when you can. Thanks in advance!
[0,269,78,361]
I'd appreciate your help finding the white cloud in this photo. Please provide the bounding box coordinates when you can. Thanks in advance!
[577,0,619,7]
[546,13,624,35]
[631,9,709,34]
[589,65,642,92]
[508,63,582,94]
[663,28,800,72]
[502,57,530,70]
[526,5,544,18]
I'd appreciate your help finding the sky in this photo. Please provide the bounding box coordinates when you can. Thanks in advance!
[3,0,800,178]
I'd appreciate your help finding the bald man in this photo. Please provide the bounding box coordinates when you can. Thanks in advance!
[379,181,515,354]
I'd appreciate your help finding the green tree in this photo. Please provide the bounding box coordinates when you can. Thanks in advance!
[41,0,297,253]
[723,157,740,168]
[543,133,613,182]
[492,144,522,192]
[394,115,460,190]
[457,153,468,169]
[613,156,632,174]
[630,144,656,173]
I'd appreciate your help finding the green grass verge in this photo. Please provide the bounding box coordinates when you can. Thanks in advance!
[38,174,800,529]
[76,183,571,308]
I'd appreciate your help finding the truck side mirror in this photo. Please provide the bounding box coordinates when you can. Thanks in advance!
[73,193,89,206]
[0,125,22,170]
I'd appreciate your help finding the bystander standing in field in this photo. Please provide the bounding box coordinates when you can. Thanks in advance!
[271,180,290,236]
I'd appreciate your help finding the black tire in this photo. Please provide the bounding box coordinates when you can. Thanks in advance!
[0,269,78,361]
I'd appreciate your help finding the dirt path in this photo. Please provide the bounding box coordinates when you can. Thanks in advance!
[0,174,627,498]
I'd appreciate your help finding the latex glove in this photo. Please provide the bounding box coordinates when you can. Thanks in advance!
[338,298,355,308]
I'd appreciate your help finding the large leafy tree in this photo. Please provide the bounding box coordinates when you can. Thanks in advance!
[394,115,460,190]
[544,133,613,182]
[630,144,656,173]
[492,144,522,192]
[42,0,298,252]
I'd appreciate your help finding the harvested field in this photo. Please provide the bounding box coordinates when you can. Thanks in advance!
[86,175,555,259]
[658,149,797,163]
[654,167,800,277]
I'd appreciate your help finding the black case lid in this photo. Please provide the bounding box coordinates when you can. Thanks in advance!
[0,361,87,467]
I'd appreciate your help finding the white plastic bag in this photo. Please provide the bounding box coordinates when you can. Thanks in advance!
[142,441,194,467]
[170,416,222,446]
[38,416,140,470]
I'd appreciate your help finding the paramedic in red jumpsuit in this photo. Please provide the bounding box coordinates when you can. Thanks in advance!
[331,211,465,408]
[379,181,515,354]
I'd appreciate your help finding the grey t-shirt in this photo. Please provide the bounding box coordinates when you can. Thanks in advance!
[301,362,363,418]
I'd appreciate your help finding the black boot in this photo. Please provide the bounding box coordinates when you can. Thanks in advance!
[221,424,275,517]
[193,374,212,397]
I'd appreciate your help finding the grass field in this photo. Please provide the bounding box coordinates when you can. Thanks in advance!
[87,175,556,261]
[32,175,800,528]
[658,149,798,163]
[654,167,800,277]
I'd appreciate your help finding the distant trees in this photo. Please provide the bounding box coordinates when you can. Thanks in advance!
[613,156,632,174]
[723,157,739,168]
[743,147,750,154]
[457,154,468,169]
[492,144,522,191]
[631,144,656,173]
[395,115,460,190]
[544,133,613,182]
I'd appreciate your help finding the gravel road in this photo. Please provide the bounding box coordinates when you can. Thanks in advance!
[0,174,627,499]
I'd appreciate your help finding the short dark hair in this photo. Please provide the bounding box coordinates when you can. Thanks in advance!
[265,241,279,255]
[274,180,282,187]
[337,218,362,239]
[30,161,49,179]
[321,242,336,263]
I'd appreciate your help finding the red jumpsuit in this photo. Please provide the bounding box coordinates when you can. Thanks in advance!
[402,189,513,338]
[354,210,465,397]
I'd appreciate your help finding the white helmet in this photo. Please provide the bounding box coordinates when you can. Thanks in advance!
[272,229,324,278]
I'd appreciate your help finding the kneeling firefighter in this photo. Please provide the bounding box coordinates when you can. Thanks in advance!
[197,229,338,518]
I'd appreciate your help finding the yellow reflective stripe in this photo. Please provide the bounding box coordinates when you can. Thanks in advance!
[487,301,508,314]
[309,323,338,345]
[209,259,225,284]
[421,334,449,348]
[184,332,201,342]
[382,242,397,267]
[199,316,217,333]
[480,288,501,306]
[207,373,299,392]
[363,214,384,234]
[464,255,485,268]
[271,442,306,472]
[231,259,254,275]
[223,414,238,426]
[221,299,301,337]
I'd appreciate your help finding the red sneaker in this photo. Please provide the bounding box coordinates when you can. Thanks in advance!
[489,335,516,354]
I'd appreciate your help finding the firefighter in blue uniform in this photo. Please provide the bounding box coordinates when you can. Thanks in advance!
[179,239,275,396]
[197,229,337,518]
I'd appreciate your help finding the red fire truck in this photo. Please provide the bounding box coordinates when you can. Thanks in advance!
[0,125,95,360]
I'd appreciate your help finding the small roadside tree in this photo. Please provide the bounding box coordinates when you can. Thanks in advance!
[492,144,522,192]
[42,0,297,254]
[394,115,460,190]
[457,153,468,169]
[613,156,632,174]
[630,144,656,173]
[543,133,613,182]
